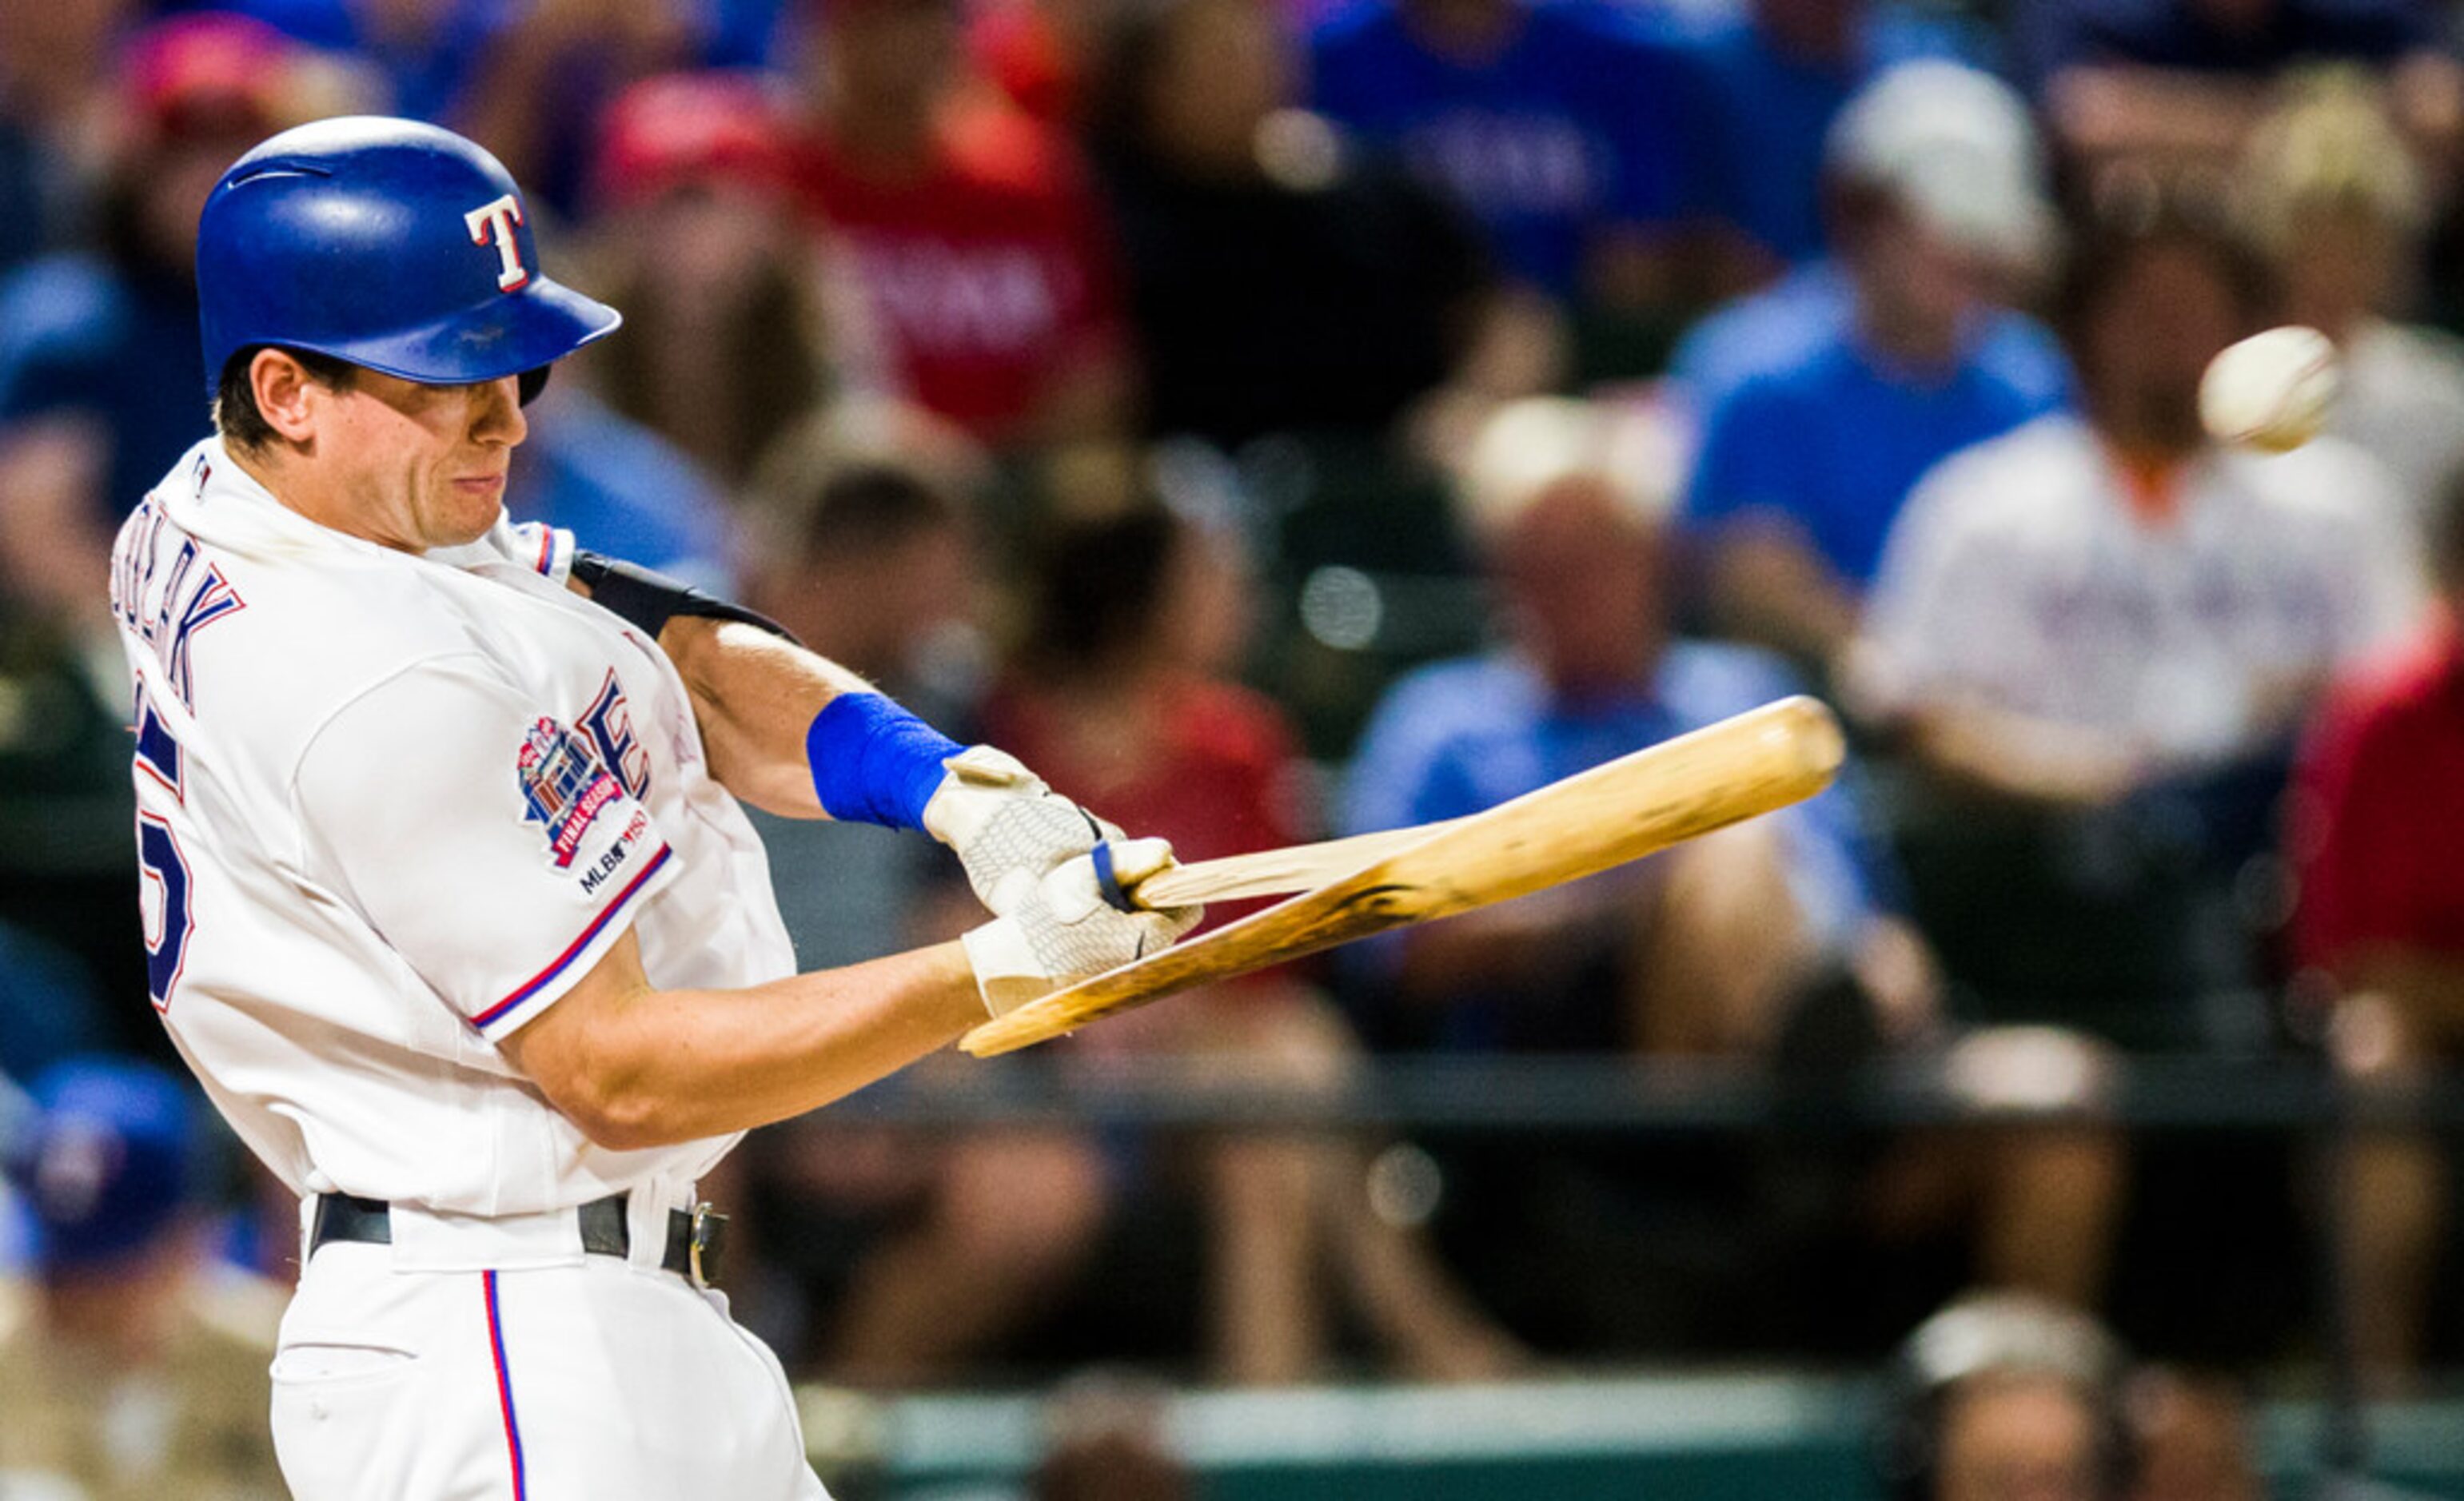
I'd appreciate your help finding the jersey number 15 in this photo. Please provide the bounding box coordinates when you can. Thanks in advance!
[133,687,192,1013]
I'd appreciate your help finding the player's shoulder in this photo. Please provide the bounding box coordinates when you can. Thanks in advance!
[119,467,535,758]
[157,566,516,769]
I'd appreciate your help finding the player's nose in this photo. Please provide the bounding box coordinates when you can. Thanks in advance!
[471,375,528,446]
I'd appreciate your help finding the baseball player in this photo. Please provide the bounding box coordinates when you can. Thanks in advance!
[107,115,1197,1499]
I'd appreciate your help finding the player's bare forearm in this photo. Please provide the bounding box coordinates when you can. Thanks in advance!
[497,926,984,1149]
[656,616,875,818]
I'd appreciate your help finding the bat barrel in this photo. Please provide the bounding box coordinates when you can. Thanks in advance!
[962,695,1847,1057]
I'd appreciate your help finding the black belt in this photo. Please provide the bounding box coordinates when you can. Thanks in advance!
[309,1192,724,1285]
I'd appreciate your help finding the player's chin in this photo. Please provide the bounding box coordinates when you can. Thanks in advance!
[434,479,508,543]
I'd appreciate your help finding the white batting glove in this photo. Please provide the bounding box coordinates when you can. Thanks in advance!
[923,745,1122,916]
[961,839,1200,1015]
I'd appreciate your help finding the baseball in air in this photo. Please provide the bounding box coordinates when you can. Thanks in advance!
[2199,325,2340,452]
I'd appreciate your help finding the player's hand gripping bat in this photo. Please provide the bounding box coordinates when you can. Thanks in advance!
[960,695,1845,1056]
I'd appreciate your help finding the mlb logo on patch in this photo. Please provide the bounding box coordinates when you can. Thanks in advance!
[517,716,624,869]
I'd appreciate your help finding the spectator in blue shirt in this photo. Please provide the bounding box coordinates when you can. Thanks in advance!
[1345,396,1901,1057]
[1308,0,1699,313]
[1339,396,2120,1343]
[1680,61,2068,671]
[2015,0,2462,175]
[1671,0,1975,277]
[507,384,744,592]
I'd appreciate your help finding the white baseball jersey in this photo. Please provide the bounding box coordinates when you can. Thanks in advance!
[107,437,797,1216]
[1860,414,2424,762]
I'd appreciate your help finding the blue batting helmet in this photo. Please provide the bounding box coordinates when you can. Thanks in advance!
[195,116,620,397]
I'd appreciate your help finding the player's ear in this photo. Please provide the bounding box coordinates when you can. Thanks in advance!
[249,349,326,446]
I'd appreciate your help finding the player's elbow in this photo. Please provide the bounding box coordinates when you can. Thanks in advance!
[496,936,704,1150]
[552,1073,693,1153]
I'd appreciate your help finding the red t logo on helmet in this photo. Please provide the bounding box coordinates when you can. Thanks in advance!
[464,193,529,292]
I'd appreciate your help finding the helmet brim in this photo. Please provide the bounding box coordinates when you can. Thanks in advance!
[289,276,621,389]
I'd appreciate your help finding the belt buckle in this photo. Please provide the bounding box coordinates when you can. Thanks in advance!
[688,1202,727,1288]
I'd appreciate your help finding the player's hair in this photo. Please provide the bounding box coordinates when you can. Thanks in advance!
[211,346,359,453]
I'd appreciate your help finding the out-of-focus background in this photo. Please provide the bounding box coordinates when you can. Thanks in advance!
[8,0,2464,1496]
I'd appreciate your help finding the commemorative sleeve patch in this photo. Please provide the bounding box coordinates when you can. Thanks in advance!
[516,716,628,870]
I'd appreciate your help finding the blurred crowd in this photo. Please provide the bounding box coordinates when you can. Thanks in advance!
[5,0,2464,1492]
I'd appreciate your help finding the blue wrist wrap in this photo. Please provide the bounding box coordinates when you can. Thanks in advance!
[804,693,964,830]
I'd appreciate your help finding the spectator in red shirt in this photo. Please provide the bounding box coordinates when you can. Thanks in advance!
[978,501,1523,1384]
[2289,473,2464,1383]
[583,70,855,488]
[967,0,1109,128]
[799,0,1134,448]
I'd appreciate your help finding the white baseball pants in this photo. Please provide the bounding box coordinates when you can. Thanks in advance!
[269,1239,829,1500]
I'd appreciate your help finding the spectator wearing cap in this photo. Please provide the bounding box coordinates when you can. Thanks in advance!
[581,70,875,488]
[180,0,492,121]
[1341,397,2120,1350]
[1306,0,1702,319]
[1678,62,2070,673]
[2239,70,2464,538]
[2287,467,2464,1383]
[1668,0,1979,281]
[0,1058,284,1500]
[798,0,1135,449]
[2014,0,2464,181]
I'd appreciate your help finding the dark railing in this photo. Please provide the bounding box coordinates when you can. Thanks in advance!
[825,1052,2464,1134]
